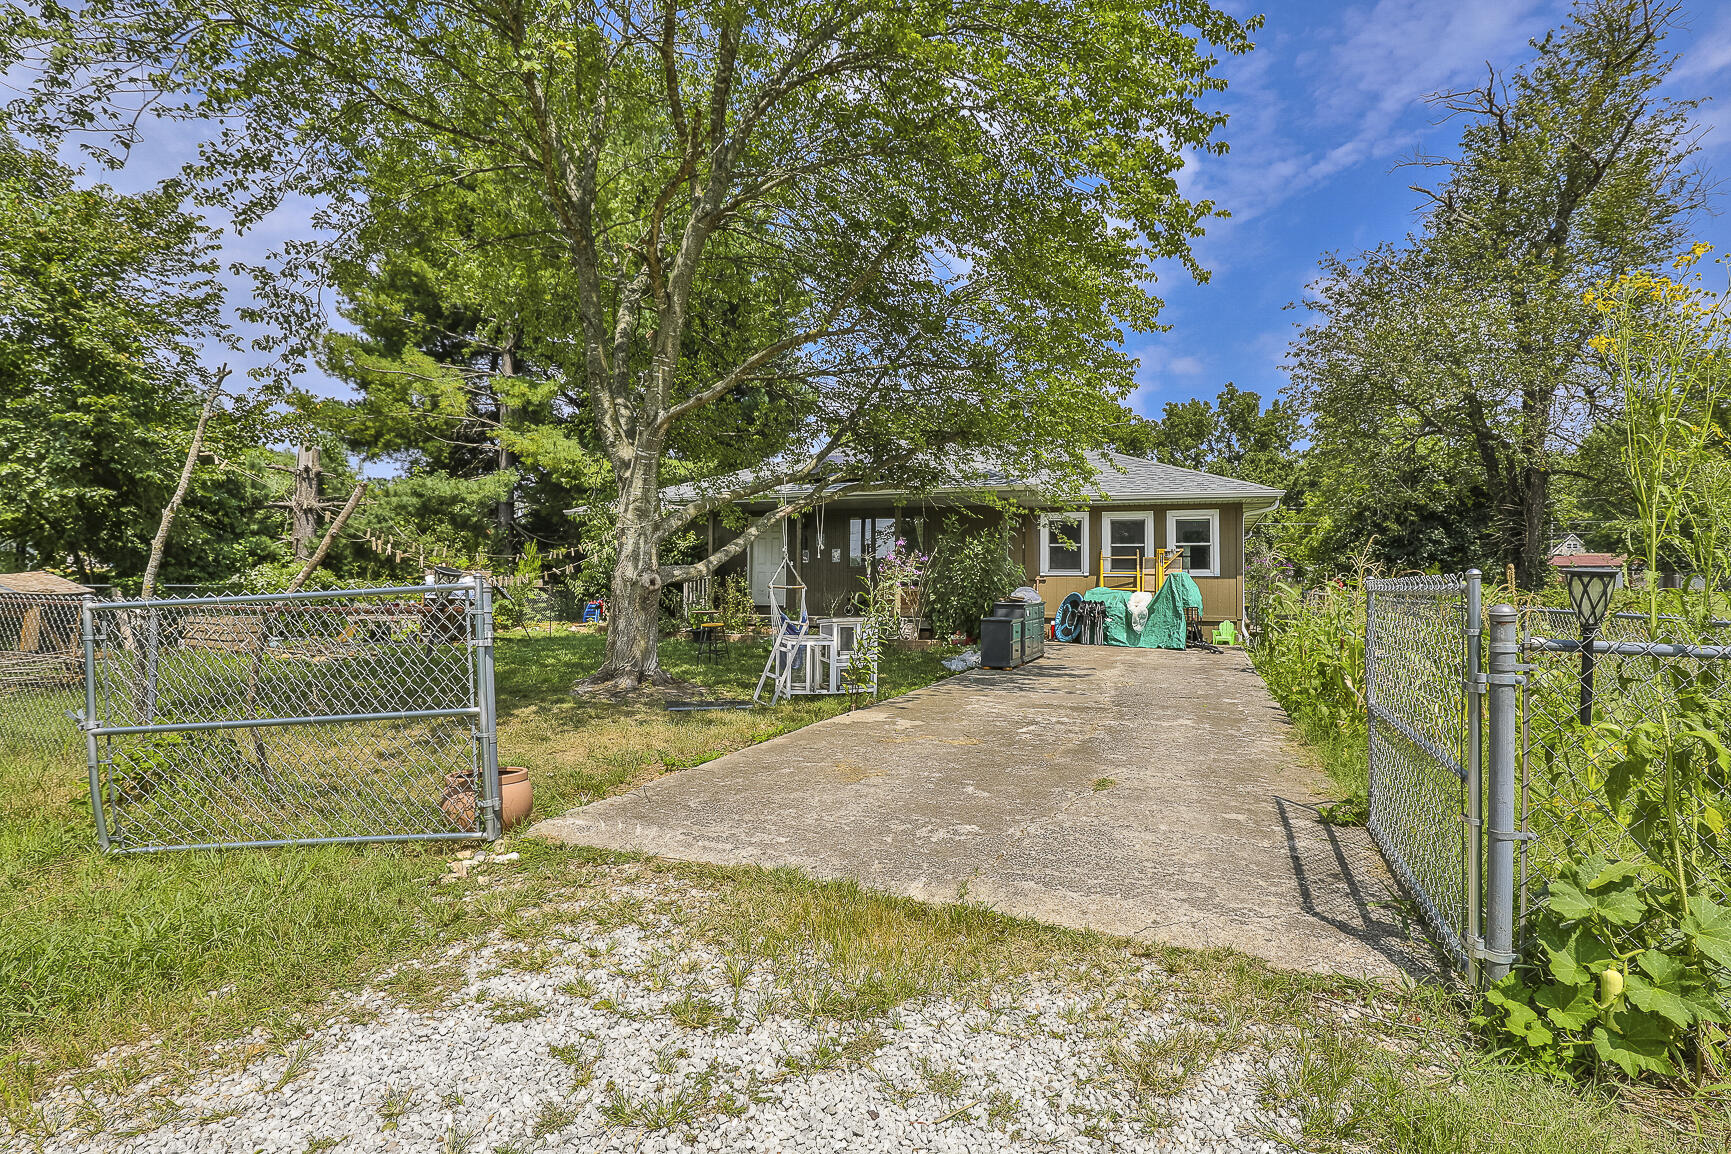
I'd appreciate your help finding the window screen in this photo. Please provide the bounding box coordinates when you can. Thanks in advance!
[1173,517,1213,574]
[1107,518,1146,572]
[1045,517,1084,573]
[848,518,896,566]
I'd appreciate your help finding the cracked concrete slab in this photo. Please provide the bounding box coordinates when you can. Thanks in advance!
[533,644,1440,980]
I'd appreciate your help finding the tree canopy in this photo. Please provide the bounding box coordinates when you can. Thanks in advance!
[0,135,240,580]
[10,0,1261,682]
[1285,0,1702,584]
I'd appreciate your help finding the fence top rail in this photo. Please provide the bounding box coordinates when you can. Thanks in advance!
[1525,635,1731,661]
[1524,606,1731,629]
[91,582,480,611]
[1366,573,1468,595]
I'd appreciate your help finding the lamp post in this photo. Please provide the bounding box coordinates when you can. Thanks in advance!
[1564,565,1619,725]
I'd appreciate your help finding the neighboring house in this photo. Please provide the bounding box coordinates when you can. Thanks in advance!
[1548,545,1627,589]
[694,451,1283,626]
[0,570,93,660]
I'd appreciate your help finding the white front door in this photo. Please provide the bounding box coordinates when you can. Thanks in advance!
[749,531,780,608]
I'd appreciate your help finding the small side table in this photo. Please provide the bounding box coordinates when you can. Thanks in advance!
[693,620,726,662]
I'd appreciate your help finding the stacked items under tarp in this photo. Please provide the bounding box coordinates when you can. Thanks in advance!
[1077,573,1203,650]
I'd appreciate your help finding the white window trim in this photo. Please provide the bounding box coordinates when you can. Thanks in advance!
[1039,512,1090,576]
[1103,512,1154,572]
[1166,509,1221,578]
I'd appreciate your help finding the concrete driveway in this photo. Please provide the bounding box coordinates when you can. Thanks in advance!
[535,645,1434,979]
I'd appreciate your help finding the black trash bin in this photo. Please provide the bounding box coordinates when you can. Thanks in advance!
[981,598,1045,668]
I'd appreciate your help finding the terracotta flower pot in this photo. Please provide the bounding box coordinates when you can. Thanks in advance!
[498,767,533,829]
[440,773,478,828]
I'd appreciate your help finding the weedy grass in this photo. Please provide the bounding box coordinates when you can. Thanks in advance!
[0,631,950,1121]
[3,628,1722,1151]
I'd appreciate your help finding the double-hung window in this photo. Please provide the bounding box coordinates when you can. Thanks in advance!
[1166,510,1219,577]
[1104,514,1152,573]
[1039,513,1088,575]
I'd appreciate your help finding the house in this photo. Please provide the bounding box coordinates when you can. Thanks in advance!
[696,451,1283,627]
[0,570,92,660]
[1547,549,1627,588]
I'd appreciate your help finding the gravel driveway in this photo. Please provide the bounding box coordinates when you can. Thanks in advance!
[22,867,1326,1154]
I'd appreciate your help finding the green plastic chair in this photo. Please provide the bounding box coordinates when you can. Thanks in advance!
[1210,619,1237,646]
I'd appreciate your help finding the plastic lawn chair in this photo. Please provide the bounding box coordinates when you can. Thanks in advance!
[1210,619,1237,646]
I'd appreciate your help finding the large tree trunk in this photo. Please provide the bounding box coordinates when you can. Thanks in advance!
[582,469,671,691]
[1515,463,1551,589]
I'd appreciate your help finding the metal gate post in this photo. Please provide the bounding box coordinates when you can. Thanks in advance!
[472,574,503,842]
[80,594,110,852]
[1462,571,1483,986]
[1481,603,1520,981]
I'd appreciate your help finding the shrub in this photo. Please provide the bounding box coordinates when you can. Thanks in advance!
[922,521,1026,639]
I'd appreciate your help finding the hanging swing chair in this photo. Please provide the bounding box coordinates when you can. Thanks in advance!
[768,550,809,636]
[753,549,828,705]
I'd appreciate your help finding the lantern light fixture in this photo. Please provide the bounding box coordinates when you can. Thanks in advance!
[1564,564,1619,725]
[1564,566,1620,637]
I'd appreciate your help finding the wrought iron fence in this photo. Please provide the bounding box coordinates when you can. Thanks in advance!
[0,591,86,771]
[80,581,501,852]
[1365,572,1480,970]
[1516,607,1731,954]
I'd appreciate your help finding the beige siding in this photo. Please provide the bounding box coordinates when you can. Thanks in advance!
[1027,502,1247,623]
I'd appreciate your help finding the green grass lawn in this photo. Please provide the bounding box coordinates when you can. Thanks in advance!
[0,629,951,1117]
[2,631,1724,1150]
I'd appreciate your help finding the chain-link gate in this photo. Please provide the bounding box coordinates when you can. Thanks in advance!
[1516,608,1731,957]
[80,581,502,852]
[1365,572,1481,970]
[0,590,86,771]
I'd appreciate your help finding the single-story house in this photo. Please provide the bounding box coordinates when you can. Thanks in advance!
[1548,550,1628,588]
[694,451,1283,627]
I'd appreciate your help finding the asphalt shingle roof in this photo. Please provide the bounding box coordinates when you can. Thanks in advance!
[1073,450,1284,502]
[0,571,92,596]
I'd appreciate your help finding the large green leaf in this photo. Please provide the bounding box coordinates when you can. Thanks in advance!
[1545,873,1645,927]
[1602,728,1655,811]
[1681,899,1731,968]
[1540,923,1614,987]
[1625,959,1719,1028]
[1591,1017,1677,1078]
[1582,858,1643,890]
[1534,981,1598,1031]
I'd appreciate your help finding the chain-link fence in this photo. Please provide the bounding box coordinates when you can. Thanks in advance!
[0,591,86,771]
[1516,607,1731,953]
[1365,573,1479,969]
[83,582,501,852]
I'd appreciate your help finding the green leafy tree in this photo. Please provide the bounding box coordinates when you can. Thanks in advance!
[1287,0,1702,585]
[0,136,230,579]
[13,0,1258,686]
[1107,383,1302,488]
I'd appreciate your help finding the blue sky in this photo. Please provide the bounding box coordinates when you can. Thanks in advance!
[1128,0,1731,419]
[85,1,1731,419]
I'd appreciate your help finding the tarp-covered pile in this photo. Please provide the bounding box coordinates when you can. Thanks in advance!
[1079,573,1203,650]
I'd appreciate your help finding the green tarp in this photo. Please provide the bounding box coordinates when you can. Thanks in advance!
[1081,574,1203,650]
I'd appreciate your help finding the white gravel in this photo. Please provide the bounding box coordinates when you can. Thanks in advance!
[18,876,1307,1154]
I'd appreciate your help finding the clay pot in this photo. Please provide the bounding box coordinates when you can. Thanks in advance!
[498,766,533,829]
[440,772,478,828]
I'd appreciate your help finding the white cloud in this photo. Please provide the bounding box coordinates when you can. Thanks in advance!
[1672,8,1731,81]
[1184,1,1563,230]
